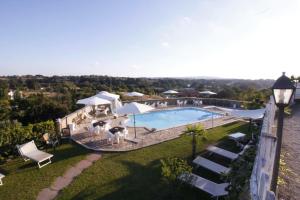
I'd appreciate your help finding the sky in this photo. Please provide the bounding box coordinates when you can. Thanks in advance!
[0,0,300,79]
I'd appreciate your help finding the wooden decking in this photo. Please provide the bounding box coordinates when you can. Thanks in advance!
[71,107,239,152]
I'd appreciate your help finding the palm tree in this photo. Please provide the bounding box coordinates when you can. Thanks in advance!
[184,124,206,160]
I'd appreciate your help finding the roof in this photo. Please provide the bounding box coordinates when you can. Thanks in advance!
[199,91,217,95]
[95,91,120,100]
[163,90,178,94]
[230,108,266,120]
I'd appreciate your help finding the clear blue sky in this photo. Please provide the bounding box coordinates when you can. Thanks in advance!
[1,0,300,79]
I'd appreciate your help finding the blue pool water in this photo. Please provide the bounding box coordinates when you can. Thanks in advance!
[127,107,221,130]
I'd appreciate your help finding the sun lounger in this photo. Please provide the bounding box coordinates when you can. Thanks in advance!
[17,141,54,168]
[180,173,229,197]
[193,156,231,174]
[207,146,239,160]
[0,173,4,185]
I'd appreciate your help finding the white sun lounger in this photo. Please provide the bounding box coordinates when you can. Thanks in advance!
[207,146,239,160]
[17,141,54,168]
[180,173,229,197]
[0,173,4,185]
[193,156,231,175]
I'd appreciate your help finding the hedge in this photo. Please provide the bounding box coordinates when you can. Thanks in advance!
[0,120,55,162]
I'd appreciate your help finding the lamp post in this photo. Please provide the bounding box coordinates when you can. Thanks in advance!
[271,72,295,193]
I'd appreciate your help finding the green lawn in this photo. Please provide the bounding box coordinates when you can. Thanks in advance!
[0,142,91,200]
[0,122,250,200]
[57,122,249,200]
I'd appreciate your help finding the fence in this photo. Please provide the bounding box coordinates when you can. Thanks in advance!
[123,97,245,108]
[250,97,277,200]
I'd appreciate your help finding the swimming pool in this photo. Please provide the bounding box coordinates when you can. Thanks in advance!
[127,107,221,130]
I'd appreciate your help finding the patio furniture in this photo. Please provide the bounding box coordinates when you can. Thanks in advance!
[150,102,156,108]
[228,132,246,148]
[228,132,246,141]
[94,125,101,135]
[83,112,94,120]
[0,173,4,185]
[16,141,54,168]
[206,146,239,160]
[96,107,109,116]
[180,173,229,197]
[42,133,59,151]
[193,156,231,175]
[116,102,154,138]
[158,102,168,107]
[183,100,187,106]
[68,123,76,134]
[93,120,107,127]
[177,100,183,106]
[108,127,126,144]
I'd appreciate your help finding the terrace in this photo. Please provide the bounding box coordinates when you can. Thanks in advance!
[65,101,241,152]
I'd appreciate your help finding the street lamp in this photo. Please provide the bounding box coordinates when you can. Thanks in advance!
[271,72,295,193]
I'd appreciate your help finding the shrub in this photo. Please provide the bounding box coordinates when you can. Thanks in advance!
[0,120,55,162]
[161,157,192,185]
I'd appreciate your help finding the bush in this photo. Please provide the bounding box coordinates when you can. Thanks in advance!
[0,120,55,162]
[161,157,192,185]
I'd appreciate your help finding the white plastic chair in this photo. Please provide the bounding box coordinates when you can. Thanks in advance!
[0,173,4,185]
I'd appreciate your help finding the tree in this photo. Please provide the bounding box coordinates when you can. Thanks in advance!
[184,124,206,159]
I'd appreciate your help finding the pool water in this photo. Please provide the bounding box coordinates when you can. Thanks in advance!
[127,107,221,130]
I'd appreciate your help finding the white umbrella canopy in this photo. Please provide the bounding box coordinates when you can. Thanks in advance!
[116,102,154,138]
[94,91,122,113]
[125,92,144,97]
[163,90,178,94]
[116,102,153,115]
[76,96,111,106]
[95,91,120,101]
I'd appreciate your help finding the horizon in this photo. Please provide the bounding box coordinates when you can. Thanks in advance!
[1,0,300,79]
[0,74,277,81]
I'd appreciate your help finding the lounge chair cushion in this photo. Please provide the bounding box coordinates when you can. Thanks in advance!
[24,150,53,162]
[180,173,229,197]
[193,156,230,174]
[207,146,239,160]
[19,141,53,162]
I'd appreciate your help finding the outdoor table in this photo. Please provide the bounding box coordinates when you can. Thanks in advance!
[109,126,125,134]
[93,120,107,127]
[228,132,246,148]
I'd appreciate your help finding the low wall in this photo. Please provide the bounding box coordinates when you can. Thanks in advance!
[59,105,93,129]
[250,97,277,200]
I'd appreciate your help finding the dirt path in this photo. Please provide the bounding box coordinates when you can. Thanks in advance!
[36,153,101,200]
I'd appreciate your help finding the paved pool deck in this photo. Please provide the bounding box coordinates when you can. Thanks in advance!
[71,106,240,152]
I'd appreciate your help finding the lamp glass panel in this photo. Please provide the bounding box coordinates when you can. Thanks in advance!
[273,89,293,105]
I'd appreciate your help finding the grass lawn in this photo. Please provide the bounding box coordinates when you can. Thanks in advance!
[57,121,250,200]
[0,142,91,200]
[0,121,250,200]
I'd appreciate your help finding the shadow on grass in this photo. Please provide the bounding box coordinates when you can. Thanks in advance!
[1,141,91,173]
[67,159,212,200]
